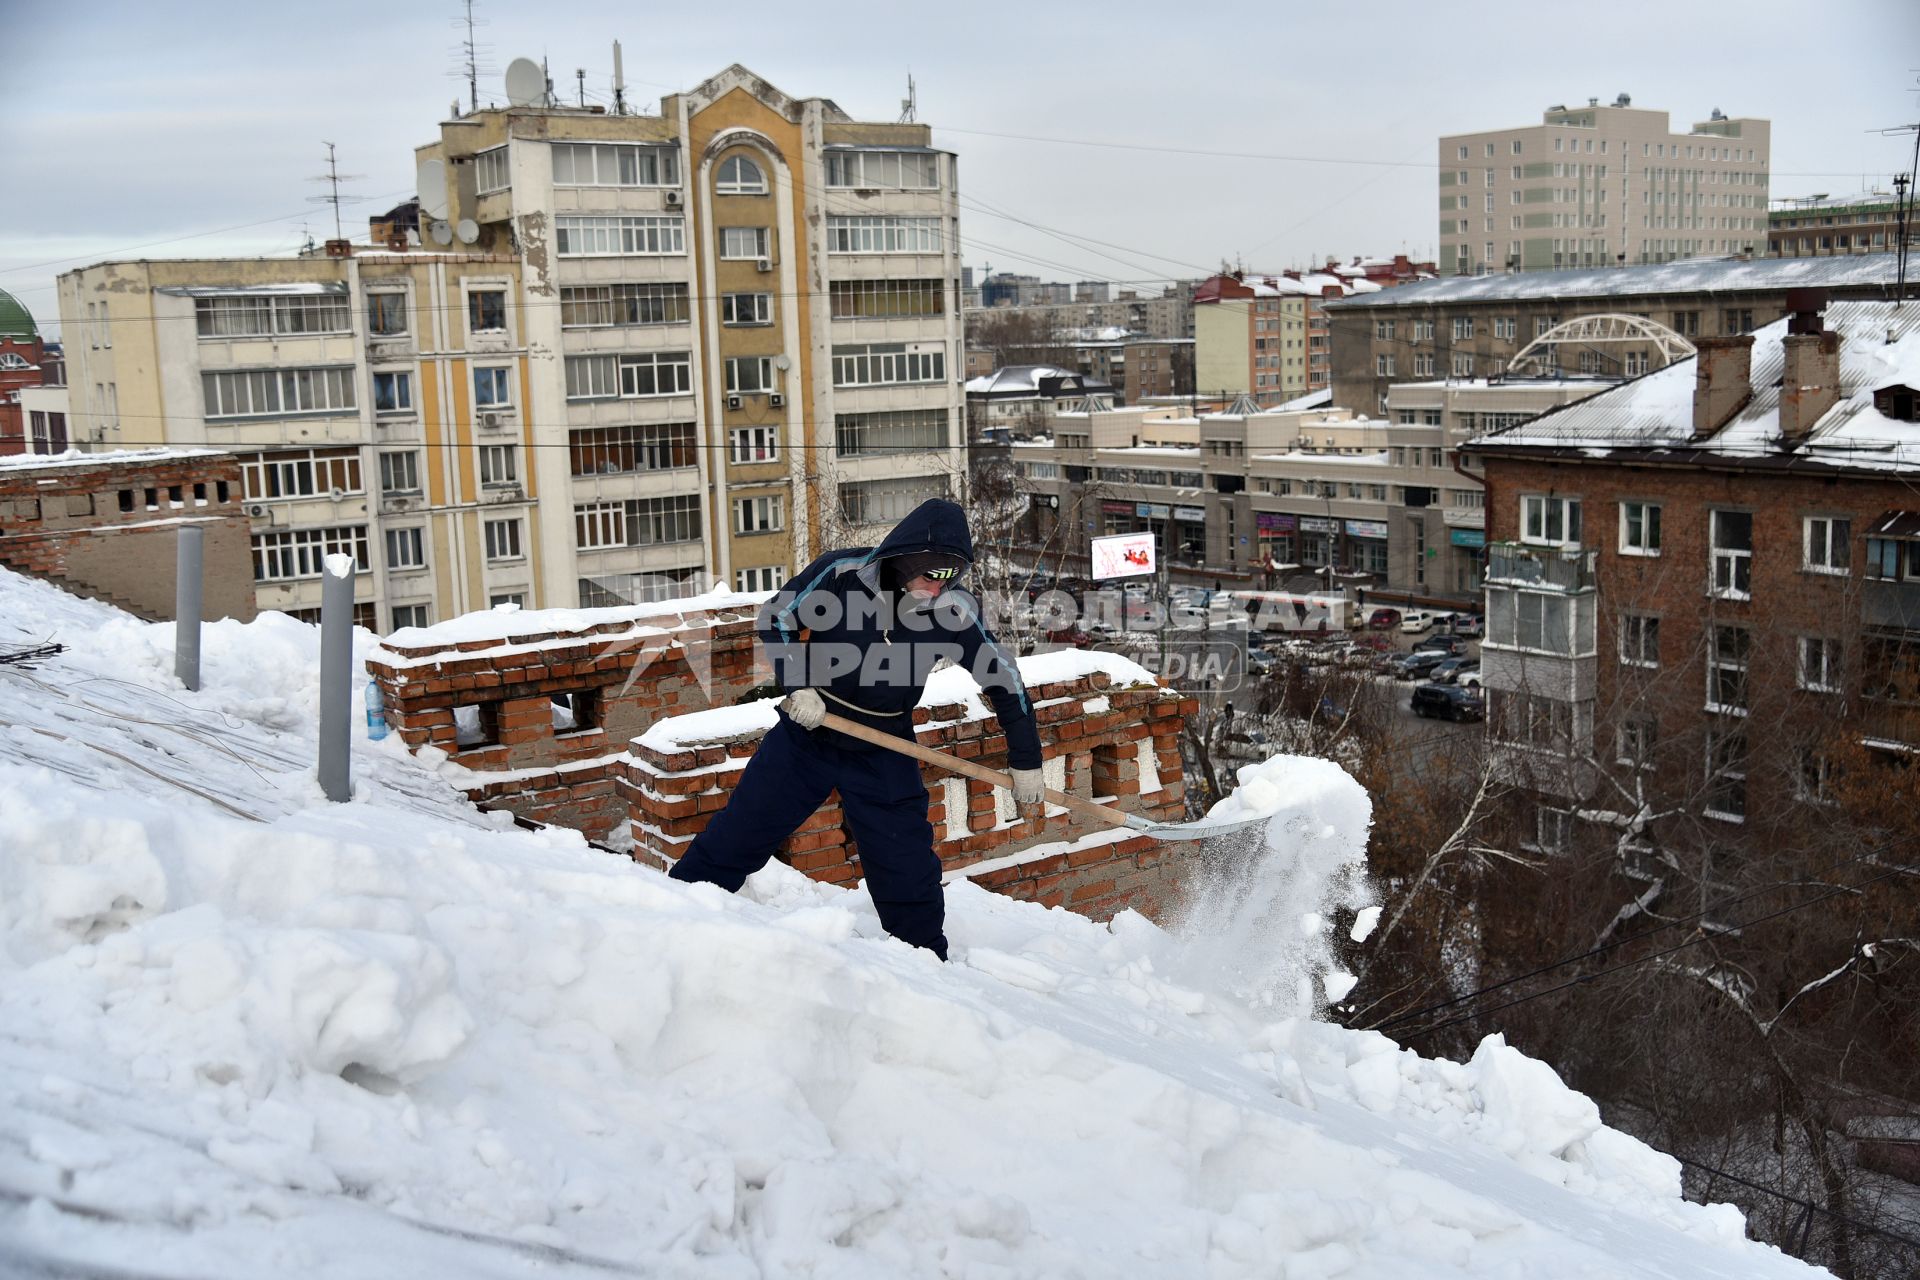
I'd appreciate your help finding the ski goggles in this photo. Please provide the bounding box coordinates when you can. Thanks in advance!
[920,565,960,581]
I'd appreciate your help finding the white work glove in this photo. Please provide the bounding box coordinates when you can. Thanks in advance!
[782,688,826,730]
[1010,767,1046,809]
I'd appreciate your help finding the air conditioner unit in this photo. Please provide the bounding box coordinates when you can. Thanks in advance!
[768,392,785,408]
[245,503,269,519]
[755,258,772,273]
[479,411,504,431]
[726,394,744,410]
[664,190,683,208]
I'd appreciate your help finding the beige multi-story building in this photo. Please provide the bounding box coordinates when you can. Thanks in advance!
[415,64,965,605]
[1769,191,1910,258]
[59,252,537,630]
[1439,96,1771,276]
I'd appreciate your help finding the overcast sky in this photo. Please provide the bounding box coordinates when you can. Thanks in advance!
[4,0,1917,337]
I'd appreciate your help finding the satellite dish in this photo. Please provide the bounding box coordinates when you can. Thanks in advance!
[455,218,480,245]
[504,58,545,108]
[772,355,792,371]
[416,158,449,219]
[429,220,454,247]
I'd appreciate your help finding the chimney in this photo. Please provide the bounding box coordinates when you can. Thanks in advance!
[323,239,353,259]
[1692,335,1754,439]
[1780,288,1842,444]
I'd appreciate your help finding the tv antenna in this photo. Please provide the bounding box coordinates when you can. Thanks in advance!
[898,73,916,124]
[449,0,494,114]
[1878,119,1920,304]
[308,142,363,243]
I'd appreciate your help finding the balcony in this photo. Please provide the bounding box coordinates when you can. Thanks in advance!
[1857,698,1920,753]
[1486,540,1595,592]
[1863,578,1920,632]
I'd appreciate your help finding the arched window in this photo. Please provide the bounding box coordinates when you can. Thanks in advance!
[716,155,767,195]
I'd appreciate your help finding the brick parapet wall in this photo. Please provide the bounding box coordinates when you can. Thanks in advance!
[620,673,1203,922]
[0,453,255,621]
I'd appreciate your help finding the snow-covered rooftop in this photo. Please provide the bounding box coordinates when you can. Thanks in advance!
[374,586,771,657]
[1326,253,1901,310]
[0,566,1824,1279]
[964,365,1102,395]
[1471,301,1920,470]
[0,446,230,473]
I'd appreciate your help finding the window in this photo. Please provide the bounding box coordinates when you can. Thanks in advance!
[1413,353,1434,376]
[195,293,349,338]
[554,215,686,256]
[467,290,506,334]
[1452,317,1475,340]
[367,293,408,336]
[1710,509,1753,598]
[715,154,767,195]
[1866,536,1920,581]
[1704,729,1747,821]
[484,519,522,562]
[1794,748,1836,805]
[725,357,776,394]
[730,426,781,463]
[1528,806,1572,854]
[550,690,601,735]
[824,149,938,190]
[551,142,678,187]
[829,279,944,319]
[719,227,770,261]
[1707,624,1751,714]
[1412,319,1434,340]
[239,448,363,501]
[736,566,782,592]
[835,409,948,457]
[1799,636,1841,693]
[1619,613,1660,668]
[1619,501,1661,555]
[373,371,412,414]
[489,594,525,609]
[574,495,702,549]
[379,451,421,494]
[1722,308,1755,334]
[391,604,430,632]
[569,422,696,475]
[1617,718,1656,769]
[826,215,941,254]
[564,352,693,400]
[1803,516,1850,574]
[559,283,689,327]
[1451,353,1474,377]
[474,144,510,194]
[473,367,511,409]
[831,343,944,387]
[385,527,426,571]
[479,445,518,488]
[204,367,356,418]
[1376,354,1395,376]
[1522,494,1581,546]
[251,525,370,582]
[1375,319,1395,340]
[734,495,784,534]
[722,292,773,326]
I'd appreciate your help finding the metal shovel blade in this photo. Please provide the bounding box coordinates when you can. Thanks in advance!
[1117,810,1272,841]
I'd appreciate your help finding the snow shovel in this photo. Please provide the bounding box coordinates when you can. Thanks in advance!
[818,711,1270,842]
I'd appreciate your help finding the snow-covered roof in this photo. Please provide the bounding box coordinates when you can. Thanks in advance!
[965,365,1102,395]
[0,446,229,473]
[1471,301,1920,470]
[0,564,1829,1279]
[1263,387,1335,413]
[375,586,771,656]
[1327,253,1901,310]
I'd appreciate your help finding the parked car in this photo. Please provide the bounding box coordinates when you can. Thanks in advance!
[1399,610,1436,634]
[1451,613,1486,638]
[1044,626,1092,649]
[1411,681,1486,721]
[1221,729,1275,761]
[1429,656,1480,685]
[1457,669,1484,689]
[1246,648,1278,675]
[1388,649,1451,681]
[1365,607,1403,631]
[1414,634,1470,657]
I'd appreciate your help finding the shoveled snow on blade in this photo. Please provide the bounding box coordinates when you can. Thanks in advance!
[0,568,1818,1279]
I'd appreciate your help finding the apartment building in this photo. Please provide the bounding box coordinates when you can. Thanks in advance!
[1323,253,1904,417]
[1124,338,1195,403]
[415,63,964,604]
[0,287,49,455]
[1770,191,1912,259]
[1463,296,1920,847]
[59,253,536,630]
[1439,96,1770,276]
[963,286,1196,342]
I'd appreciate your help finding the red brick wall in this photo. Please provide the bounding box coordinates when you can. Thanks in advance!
[0,453,255,621]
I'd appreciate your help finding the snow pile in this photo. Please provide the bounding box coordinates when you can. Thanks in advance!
[0,569,1818,1278]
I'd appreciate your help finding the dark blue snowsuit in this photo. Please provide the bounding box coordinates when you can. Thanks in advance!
[669,499,1041,959]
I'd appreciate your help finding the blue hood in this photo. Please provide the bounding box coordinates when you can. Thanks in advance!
[868,498,975,566]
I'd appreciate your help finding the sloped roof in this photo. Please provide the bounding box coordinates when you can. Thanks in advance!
[1469,301,1920,472]
[0,287,37,339]
[1326,254,1902,310]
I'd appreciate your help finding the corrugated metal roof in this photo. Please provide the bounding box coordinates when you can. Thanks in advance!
[1325,254,1901,310]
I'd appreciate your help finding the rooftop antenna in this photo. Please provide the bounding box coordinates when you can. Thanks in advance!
[1877,118,1920,305]
[612,40,625,114]
[308,142,363,243]
[450,0,493,114]
[898,73,917,124]
[576,67,586,108]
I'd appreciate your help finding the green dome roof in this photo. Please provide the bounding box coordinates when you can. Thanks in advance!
[0,287,39,339]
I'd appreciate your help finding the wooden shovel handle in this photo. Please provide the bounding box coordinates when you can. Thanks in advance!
[816,711,1128,831]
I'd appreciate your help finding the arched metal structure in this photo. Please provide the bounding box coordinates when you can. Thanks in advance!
[1506,312,1697,376]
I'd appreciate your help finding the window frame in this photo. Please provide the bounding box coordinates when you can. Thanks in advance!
[1619,612,1660,669]
[1802,515,1851,576]
[483,518,523,563]
[366,292,409,337]
[1706,623,1752,716]
[378,450,421,495]
[1619,500,1662,556]
[478,444,519,489]
[719,226,771,261]
[721,292,773,326]
[733,494,785,535]
[1798,635,1841,694]
[1521,493,1583,547]
[467,289,507,335]
[472,366,512,410]
[372,370,413,415]
[714,154,768,195]
[729,426,781,464]
[384,526,427,572]
[1710,508,1754,600]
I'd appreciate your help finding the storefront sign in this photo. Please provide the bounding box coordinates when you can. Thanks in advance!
[1299,517,1339,534]
[1091,531,1157,580]
[1101,500,1135,515]
[1173,506,1206,522]
[1344,519,1389,539]
[1442,507,1486,528]
[1135,502,1171,519]
[1450,528,1486,549]
[1255,513,1297,533]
